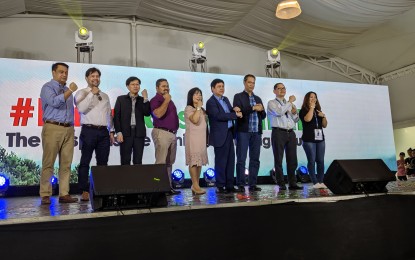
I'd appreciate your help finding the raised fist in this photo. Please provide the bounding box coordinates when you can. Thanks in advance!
[69,82,78,92]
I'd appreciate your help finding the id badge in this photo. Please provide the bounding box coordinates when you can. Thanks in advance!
[314,129,323,140]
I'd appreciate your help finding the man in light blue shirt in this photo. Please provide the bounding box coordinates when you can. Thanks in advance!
[267,82,302,191]
[39,62,78,205]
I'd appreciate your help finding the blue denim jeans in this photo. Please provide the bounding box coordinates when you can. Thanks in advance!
[236,132,261,187]
[302,141,325,184]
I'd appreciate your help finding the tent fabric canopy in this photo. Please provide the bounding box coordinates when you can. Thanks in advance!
[1,0,415,74]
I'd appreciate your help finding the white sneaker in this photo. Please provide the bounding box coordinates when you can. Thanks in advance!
[319,183,327,189]
[313,183,322,189]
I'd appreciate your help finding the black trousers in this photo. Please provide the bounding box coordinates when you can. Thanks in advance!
[78,126,110,192]
[271,128,298,186]
[119,128,145,165]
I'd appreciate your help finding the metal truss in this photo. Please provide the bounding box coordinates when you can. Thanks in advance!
[285,53,379,84]
[377,63,415,83]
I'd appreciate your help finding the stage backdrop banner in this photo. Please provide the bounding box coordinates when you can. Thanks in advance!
[0,58,396,185]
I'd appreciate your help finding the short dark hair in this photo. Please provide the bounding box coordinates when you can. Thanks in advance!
[85,67,101,77]
[274,82,284,90]
[243,74,255,82]
[210,78,224,89]
[408,148,413,151]
[126,76,141,86]
[400,152,405,156]
[52,62,69,71]
[187,87,203,108]
[156,78,168,87]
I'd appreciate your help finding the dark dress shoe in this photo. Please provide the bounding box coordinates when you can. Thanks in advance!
[289,185,303,190]
[278,184,287,190]
[236,186,245,192]
[216,187,227,193]
[58,195,78,203]
[249,185,262,192]
[166,189,181,196]
[41,196,51,205]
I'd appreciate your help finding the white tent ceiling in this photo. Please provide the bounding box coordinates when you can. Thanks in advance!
[1,0,415,75]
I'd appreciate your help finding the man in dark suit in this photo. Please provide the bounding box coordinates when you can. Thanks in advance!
[233,74,266,192]
[206,78,242,193]
[114,76,151,165]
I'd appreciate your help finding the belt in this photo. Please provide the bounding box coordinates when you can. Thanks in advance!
[82,124,107,130]
[45,120,72,127]
[154,127,177,134]
[273,127,293,132]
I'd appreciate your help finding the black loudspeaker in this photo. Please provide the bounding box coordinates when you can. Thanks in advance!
[90,164,171,211]
[324,159,395,195]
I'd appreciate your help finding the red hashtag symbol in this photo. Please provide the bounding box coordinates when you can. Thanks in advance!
[10,98,34,126]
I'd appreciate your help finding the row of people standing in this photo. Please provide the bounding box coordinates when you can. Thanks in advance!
[39,63,181,204]
[187,74,329,194]
[38,63,328,205]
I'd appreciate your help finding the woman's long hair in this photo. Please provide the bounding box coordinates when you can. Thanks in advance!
[301,91,321,112]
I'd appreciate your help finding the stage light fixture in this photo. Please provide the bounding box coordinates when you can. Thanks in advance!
[204,168,216,187]
[0,173,10,194]
[265,48,282,78]
[276,0,302,20]
[192,41,206,60]
[296,166,311,183]
[78,27,89,40]
[76,27,93,44]
[171,169,185,189]
[267,48,281,63]
[51,175,58,189]
[190,41,207,72]
[75,26,94,63]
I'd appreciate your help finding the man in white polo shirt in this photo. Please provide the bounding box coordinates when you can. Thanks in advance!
[75,67,115,201]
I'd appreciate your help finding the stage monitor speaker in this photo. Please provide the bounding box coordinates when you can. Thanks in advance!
[324,159,395,195]
[90,164,171,211]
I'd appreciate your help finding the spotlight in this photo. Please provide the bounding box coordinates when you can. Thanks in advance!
[51,175,58,189]
[190,41,207,72]
[197,41,204,49]
[75,27,93,45]
[192,41,206,59]
[203,168,216,187]
[171,169,185,189]
[0,173,10,194]
[267,48,281,63]
[75,26,94,64]
[265,48,281,78]
[78,27,89,40]
[296,166,311,183]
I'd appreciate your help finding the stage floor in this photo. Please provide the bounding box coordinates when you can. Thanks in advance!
[1,179,414,225]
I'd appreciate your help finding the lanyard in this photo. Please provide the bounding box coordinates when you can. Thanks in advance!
[314,110,319,128]
[275,98,288,118]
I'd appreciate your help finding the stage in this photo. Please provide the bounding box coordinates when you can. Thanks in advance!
[1,180,415,224]
[1,180,415,259]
